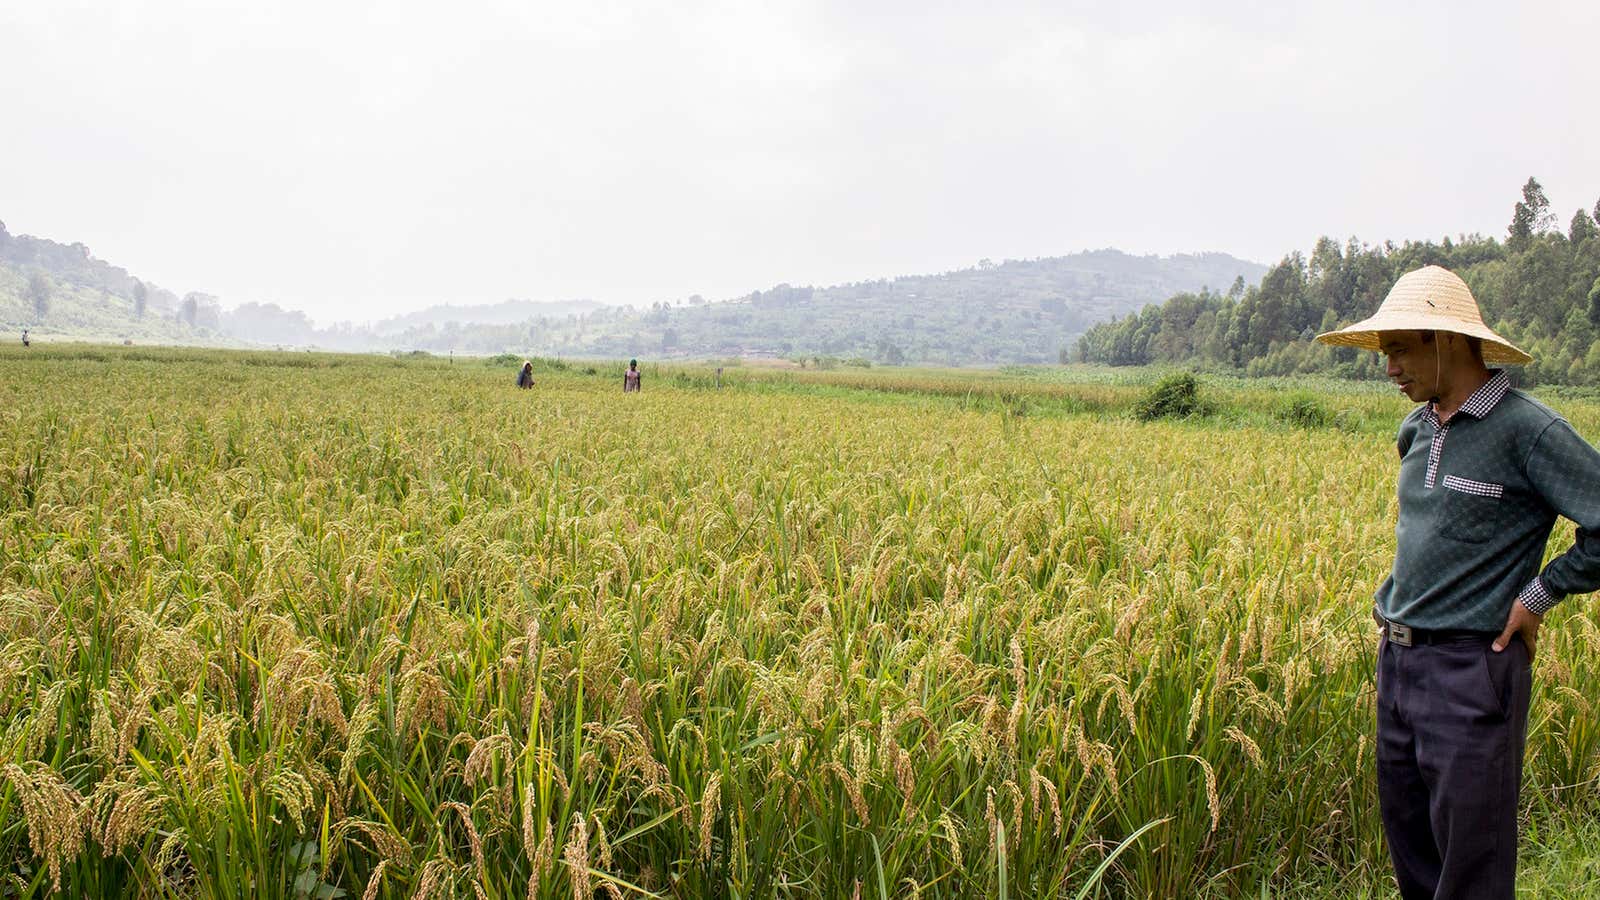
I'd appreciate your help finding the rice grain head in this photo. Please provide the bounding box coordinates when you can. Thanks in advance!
[938,812,963,869]
[94,777,160,856]
[414,858,454,900]
[1198,756,1221,833]
[443,801,486,885]
[1225,726,1264,769]
[592,812,615,871]
[828,761,870,826]
[698,772,723,862]
[894,745,916,819]
[1029,767,1062,837]
[1185,688,1205,743]
[3,761,87,890]
[563,813,591,900]
[360,859,389,900]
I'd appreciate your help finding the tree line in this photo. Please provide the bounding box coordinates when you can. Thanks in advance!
[1076,179,1600,386]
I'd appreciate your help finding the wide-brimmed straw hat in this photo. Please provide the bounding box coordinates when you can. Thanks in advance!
[1314,265,1532,365]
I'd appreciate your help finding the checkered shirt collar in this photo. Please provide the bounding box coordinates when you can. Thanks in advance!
[1425,369,1509,424]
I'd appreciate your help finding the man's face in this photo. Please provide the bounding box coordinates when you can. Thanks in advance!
[1379,331,1441,402]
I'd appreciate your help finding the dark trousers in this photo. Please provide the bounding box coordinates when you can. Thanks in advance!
[1376,634,1531,899]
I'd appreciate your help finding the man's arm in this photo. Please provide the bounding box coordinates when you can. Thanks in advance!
[1518,419,1600,611]
[1495,418,1600,657]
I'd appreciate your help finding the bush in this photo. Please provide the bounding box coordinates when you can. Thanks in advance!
[1134,373,1205,421]
[1278,394,1332,428]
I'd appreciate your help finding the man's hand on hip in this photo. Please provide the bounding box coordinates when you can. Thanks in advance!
[1493,601,1544,661]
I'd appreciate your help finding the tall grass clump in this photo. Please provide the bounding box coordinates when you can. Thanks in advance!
[1278,393,1333,429]
[1133,372,1207,421]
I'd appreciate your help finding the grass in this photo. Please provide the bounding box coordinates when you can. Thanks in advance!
[0,345,1597,897]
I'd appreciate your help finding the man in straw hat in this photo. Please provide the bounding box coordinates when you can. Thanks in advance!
[1317,265,1600,898]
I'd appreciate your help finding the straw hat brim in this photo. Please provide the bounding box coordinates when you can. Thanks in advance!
[1315,314,1532,366]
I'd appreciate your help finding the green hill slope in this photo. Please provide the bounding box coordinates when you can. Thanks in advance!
[520,251,1266,365]
[1,214,1265,363]
[0,220,224,345]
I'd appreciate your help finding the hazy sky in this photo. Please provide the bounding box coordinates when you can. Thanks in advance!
[5,1,1597,323]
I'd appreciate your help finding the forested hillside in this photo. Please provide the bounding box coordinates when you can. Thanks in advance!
[1078,179,1600,385]
[0,214,1264,363]
[519,251,1266,364]
[0,220,608,351]
[0,220,213,344]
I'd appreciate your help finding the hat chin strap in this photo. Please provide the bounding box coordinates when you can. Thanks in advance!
[1429,330,1465,409]
[1433,330,1442,403]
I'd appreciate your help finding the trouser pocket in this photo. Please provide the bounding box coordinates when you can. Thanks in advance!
[1481,638,1528,720]
[1426,641,1505,722]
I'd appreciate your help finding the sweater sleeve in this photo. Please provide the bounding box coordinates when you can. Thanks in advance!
[1520,419,1600,611]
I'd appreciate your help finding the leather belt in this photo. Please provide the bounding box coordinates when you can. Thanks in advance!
[1378,616,1496,647]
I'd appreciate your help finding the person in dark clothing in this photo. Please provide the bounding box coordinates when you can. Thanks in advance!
[516,360,535,389]
[1317,265,1600,900]
[623,359,641,393]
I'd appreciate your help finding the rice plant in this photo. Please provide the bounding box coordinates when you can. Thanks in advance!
[1,345,1597,897]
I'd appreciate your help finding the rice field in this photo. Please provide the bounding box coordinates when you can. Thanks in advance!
[3,346,1599,898]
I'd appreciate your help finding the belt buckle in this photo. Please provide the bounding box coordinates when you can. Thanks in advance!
[1387,622,1413,647]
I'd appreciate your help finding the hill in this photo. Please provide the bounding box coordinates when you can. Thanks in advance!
[519,250,1266,365]
[0,220,605,351]
[0,220,214,345]
[0,215,1265,363]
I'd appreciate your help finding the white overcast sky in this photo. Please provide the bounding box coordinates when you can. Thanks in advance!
[4,1,1597,323]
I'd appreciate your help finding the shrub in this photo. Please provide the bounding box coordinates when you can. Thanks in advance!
[1278,394,1332,429]
[1134,373,1205,421]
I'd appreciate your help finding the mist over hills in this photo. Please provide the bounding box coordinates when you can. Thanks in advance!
[371,298,606,335]
[522,252,1267,365]
[0,217,1265,364]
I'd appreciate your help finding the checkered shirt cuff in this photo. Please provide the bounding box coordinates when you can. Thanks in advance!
[1517,575,1562,616]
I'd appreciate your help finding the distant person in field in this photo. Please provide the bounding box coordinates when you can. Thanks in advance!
[20,329,28,347]
[623,359,641,393]
[1316,265,1600,900]
[516,360,535,389]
